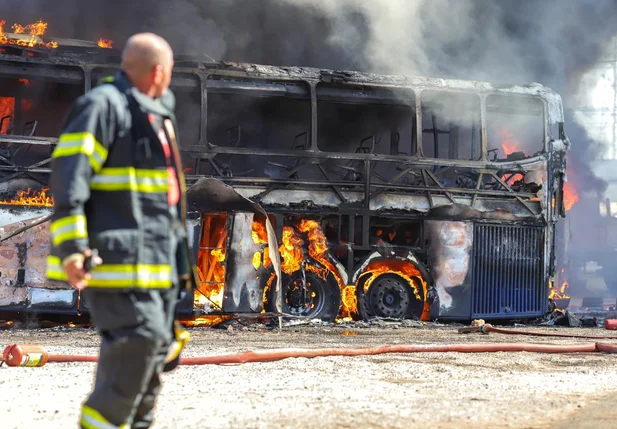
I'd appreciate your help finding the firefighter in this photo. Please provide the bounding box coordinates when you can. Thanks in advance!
[46,33,194,429]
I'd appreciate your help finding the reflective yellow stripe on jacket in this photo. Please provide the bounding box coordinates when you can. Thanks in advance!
[89,264,172,288]
[81,405,129,429]
[53,132,108,173]
[90,167,169,193]
[46,255,68,281]
[50,214,87,247]
[46,257,172,289]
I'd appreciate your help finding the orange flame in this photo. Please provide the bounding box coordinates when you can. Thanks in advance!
[0,19,58,49]
[251,220,271,268]
[194,214,227,313]
[500,172,524,186]
[0,96,15,134]
[279,226,304,274]
[360,259,426,301]
[97,38,113,49]
[252,220,268,244]
[297,220,356,317]
[549,280,570,301]
[0,89,33,134]
[563,181,578,211]
[500,128,524,157]
[182,315,231,327]
[0,187,54,207]
[259,218,357,318]
[359,259,430,320]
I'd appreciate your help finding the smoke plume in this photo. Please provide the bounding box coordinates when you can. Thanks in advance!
[3,1,615,86]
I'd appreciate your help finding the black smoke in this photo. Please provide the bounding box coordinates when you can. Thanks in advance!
[2,1,616,147]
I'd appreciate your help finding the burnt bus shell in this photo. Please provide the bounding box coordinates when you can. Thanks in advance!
[0,42,569,321]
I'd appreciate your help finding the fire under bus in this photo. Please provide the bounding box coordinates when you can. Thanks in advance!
[0,32,572,324]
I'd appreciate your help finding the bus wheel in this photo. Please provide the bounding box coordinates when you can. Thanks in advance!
[363,273,416,319]
[267,271,341,322]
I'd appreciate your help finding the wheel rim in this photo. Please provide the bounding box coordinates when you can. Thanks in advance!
[368,274,411,318]
[284,274,325,317]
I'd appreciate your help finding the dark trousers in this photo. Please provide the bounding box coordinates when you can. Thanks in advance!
[81,285,178,429]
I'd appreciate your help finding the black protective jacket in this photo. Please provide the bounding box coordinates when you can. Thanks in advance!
[46,71,193,291]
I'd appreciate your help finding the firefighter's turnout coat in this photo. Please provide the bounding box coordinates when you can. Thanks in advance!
[46,71,193,291]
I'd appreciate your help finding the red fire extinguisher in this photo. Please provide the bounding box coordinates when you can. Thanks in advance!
[1,344,49,367]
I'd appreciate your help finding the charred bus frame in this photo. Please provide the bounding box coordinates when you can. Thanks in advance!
[0,44,570,322]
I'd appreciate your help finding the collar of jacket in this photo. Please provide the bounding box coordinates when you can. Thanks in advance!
[111,70,176,119]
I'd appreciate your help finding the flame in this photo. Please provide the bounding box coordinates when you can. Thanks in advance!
[360,259,426,301]
[0,187,54,206]
[97,38,113,49]
[252,220,271,268]
[500,172,524,186]
[563,180,578,211]
[0,96,14,134]
[358,259,430,320]
[498,129,526,185]
[259,218,357,318]
[252,251,261,270]
[549,280,570,301]
[279,226,304,274]
[297,220,356,318]
[12,21,47,36]
[342,285,357,318]
[18,78,30,87]
[252,220,268,244]
[0,19,58,49]
[298,220,328,259]
[305,262,330,280]
[182,315,231,327]
[0,90,33,134]
[194,215,227,311]
[500,128,522,157]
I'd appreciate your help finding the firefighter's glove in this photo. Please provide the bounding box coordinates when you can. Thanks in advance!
[163,322,190,372]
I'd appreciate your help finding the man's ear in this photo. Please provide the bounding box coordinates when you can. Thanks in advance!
[152,64,164,85]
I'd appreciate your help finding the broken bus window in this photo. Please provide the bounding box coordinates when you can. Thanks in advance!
[421,90,481,161]
[486,94,545,161]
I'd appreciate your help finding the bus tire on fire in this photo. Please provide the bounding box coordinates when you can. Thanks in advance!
[265,267,341,322]
[355,256,431,321]
[359,273,419,319]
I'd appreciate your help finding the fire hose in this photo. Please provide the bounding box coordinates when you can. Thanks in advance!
[458,323,617,339]
[3,341,617,367]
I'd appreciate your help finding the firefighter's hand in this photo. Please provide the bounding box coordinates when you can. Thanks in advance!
[64,250,103,291]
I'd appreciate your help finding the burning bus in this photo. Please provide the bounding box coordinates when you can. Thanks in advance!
[0,21,573,323]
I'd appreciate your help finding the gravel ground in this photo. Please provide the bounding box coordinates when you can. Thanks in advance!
[1,321,617,429]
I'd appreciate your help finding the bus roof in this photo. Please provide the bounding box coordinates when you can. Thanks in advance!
[0,43,565,124]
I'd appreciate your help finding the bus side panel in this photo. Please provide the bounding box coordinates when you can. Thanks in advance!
[0,212,77,311]
[425,220,473,320]
[222,212,269,313]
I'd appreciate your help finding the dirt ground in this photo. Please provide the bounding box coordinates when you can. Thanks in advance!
[1,321,617,429]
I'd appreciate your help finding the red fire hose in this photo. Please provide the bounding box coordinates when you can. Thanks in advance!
[2,342,615,367]
[460,324,617,340]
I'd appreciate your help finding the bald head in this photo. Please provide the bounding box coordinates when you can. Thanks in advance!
[121,33,174,98]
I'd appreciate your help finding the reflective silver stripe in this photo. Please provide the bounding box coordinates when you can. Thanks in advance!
[90,271,170,281]
[81,414,119,429]
[91,175,167,185]
[52,223,78,236]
